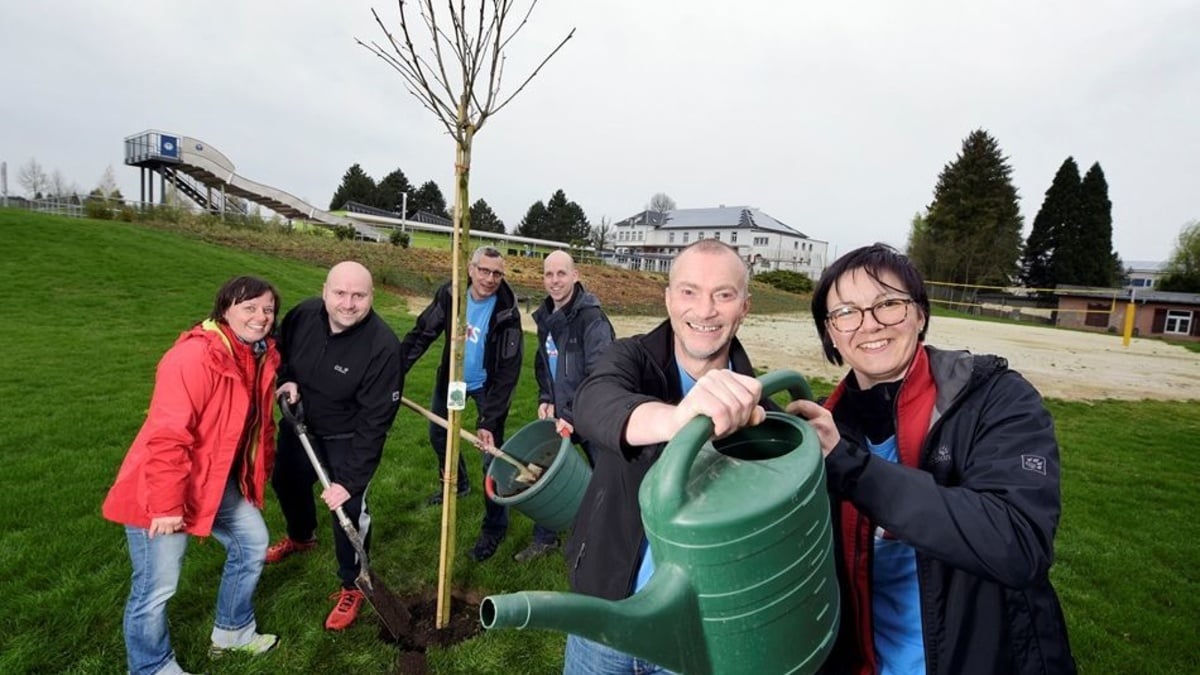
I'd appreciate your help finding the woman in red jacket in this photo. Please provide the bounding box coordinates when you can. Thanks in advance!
[103,276,283,675]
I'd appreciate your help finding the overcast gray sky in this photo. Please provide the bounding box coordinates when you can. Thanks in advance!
[2,1,1196,263]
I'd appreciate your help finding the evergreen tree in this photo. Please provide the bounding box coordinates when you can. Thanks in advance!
[544,189,591,243]
[470,198,505,233]
[410,180,449,219]
[517,200,550,238]
[328,164,377,210]
[374,168,413,213]
[1077,162,1118,286]
[1021,157,1081,290]
[516,190,590,242]
[922,129,1024,286]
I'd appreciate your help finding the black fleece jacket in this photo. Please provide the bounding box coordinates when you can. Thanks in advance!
[276,297,402,495]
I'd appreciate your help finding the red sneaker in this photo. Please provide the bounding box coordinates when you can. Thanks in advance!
[265,536,317,565]
[325,588,364,631]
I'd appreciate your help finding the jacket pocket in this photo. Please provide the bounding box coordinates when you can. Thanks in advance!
[500,327,521,360]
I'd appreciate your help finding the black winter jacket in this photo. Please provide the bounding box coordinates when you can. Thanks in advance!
[276,298,402,495]
[567,320,764,600]
[532,282,615,426]
[398,279,522,435]
[820,346,1075,675]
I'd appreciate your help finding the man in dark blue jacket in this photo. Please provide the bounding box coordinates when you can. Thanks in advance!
[400,245,523,562]
[516,251,614,562]
[266,261,402,631]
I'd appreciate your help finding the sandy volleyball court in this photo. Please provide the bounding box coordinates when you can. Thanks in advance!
[606,313,1200,401]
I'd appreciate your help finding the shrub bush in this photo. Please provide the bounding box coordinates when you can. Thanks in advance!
[390,230,411,248]
[754,269,813,294]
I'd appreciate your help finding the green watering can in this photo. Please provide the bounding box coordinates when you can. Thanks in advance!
[481,370,839,674]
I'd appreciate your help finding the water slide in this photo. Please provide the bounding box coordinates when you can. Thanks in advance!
[124,130,387,240]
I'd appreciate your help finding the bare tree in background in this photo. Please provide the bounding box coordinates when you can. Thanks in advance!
[97,165,121,199]
[18,158,48,198]
[358,0,573,626]
[590,215,614,254]
[47,169,79,200]
[648,192,676,218]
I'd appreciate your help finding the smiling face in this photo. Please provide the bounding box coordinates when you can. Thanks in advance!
[665,245,751,376]
[322,261,374,334]
[469,251,505,301]
[825,267,926,389]
[543,251,578,309]
[222,290,276,343]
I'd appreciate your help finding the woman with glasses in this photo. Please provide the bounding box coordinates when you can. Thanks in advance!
[790,244,1075,674]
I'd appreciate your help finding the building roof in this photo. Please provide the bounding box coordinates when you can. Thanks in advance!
[1056,284,1200,305]
[615,205,812,238]
[1124,260,1168,273]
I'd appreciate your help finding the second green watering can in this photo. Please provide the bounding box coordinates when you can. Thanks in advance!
[481,370,839,674]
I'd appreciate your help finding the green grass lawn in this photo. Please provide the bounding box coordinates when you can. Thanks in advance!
[1,210,1197,673]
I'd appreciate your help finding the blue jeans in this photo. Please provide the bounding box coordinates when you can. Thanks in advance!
[122,477,269,675]
[563,634,677,675]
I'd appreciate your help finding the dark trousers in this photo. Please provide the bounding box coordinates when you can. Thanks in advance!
[429,388,508,537]
[272,427,371,589]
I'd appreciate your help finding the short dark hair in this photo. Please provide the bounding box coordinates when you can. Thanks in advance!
[208,275,281,325]
[811,243,930,365]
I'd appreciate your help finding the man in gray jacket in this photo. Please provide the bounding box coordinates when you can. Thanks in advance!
[517,251,614,562]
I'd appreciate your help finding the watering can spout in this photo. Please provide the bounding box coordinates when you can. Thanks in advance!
[481,566,708,674]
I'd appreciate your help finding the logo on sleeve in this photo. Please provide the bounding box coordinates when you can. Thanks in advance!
[334,364,350,375]
[1021,454,1047,475]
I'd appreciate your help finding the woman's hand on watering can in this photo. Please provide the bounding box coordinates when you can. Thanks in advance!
[675,370,766,439]
[537,402,555,420]
[786,400,840,457]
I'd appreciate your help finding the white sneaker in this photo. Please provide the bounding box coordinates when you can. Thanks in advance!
[209,632,278,658]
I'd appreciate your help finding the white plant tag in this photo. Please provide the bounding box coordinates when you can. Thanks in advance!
[447,381,467,411]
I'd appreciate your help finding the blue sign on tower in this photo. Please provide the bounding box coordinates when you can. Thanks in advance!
[159,135,179,159]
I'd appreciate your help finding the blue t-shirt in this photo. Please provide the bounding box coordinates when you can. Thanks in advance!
[868,436,926,675]
[633,366,700,592]
[464,293,496,392]
[545,334,559,382]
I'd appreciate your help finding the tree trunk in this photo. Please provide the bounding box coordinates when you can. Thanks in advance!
[436,126,474,628]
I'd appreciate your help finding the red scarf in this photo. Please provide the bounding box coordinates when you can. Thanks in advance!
[823,345,937,675]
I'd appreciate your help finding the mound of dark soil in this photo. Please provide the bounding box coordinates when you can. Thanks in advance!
[379,588,484,674]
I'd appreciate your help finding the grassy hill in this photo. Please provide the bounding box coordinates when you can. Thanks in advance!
[1,209,1197,674]
[118,211,810,316]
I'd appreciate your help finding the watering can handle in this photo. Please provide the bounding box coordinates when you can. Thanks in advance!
[649,369,813,516]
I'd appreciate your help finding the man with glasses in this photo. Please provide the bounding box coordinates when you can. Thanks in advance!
[399,245,523,561]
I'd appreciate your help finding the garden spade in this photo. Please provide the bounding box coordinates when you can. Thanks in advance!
[278,396,410,640]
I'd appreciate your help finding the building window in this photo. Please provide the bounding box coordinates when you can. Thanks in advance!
[714,232,720,241]
[683,232,690,243]
[669,232,675,243]
[1165,310,1193,335]
[754,236,769,246]
[731,232,738,243]
[794,241,799,249]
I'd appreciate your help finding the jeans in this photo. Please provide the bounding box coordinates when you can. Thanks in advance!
[122,477,268,675]
[429,387,508,537]
[563,634,677,675]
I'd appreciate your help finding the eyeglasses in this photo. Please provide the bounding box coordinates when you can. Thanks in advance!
[473,264,505,280]
[827,298,914,333]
